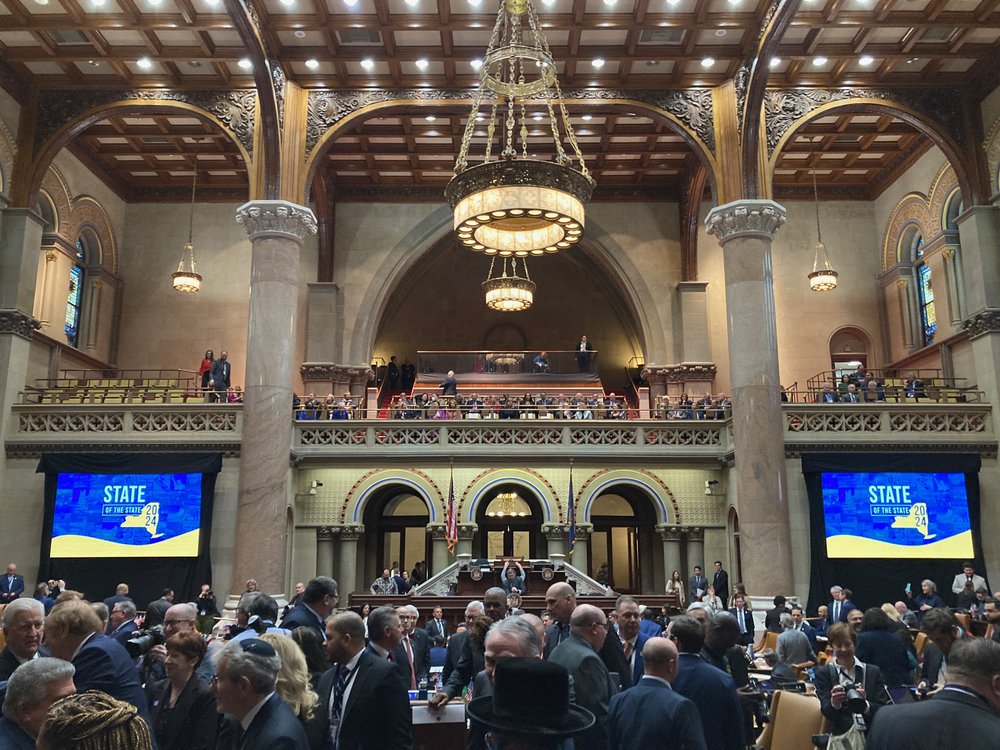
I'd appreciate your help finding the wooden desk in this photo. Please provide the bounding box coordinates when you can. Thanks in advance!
[411,701,466,750]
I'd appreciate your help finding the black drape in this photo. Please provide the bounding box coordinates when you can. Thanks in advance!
[802,453,983,615]
[36,453,221,606]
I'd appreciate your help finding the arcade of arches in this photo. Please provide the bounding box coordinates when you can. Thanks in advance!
[1,0,1000,606]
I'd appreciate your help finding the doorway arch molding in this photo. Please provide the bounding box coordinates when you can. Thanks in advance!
[462,469,560,524]
[576,469,679,525]
[344,468,442,525]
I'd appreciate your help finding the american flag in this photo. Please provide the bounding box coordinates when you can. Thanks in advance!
[446,472,458,554]
[567,466,576,558]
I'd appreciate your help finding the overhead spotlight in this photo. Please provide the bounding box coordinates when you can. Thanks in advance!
[906,57,918,64]
[468,0,482,5]
[238,58,252,70]
[591,58,605,68]
[34,0,49,5]
[405,0,419,6]
[91,0,105,6]
[136,57,153,69]
[812,56,828,66]
[415,58,429,70]
[294,30,307,38]
[425,114,436,121]
[582,114,592,121]
[470,58,483,70]
[87,59,100,67]
[204,0,220,5]
[769,57,781,68]
[666,0,681,6]
[343,0,359,5]
[279,0,295,5]
[305,58,319,69]
[360,58,375,70]
[532,113,543,121]
[700,57,715,68]
[859,54,874,66]
[603,0,617,5]
[542,0,556,4]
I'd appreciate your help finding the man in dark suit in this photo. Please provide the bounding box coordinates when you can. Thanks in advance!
[764,595,791,633]
[669,615,744,750]
[102,583,132,631]
[44,599,152,733]
[827,585,857,624]
[608,636,707,750]
[712,561,729,608]
[142,588,174,629]
[209,350,231,402]
[280,575,338,639]
[392,604,431,689]
[548,604,619,750]
[576,335,594,372]
[307,611,412,750]
[728,594,755,647]
[0,656,77,749]
[0,599,47,680]
[213,637,310,750]
[440,370,458,397]
[108,599,139,647]
[867,638,1000,749]
[424,605,448,641]
[614,596,649,687]
[790,605,818,652]
[441,601,483,684]
[688,566,707,602]
[0,563,24,604]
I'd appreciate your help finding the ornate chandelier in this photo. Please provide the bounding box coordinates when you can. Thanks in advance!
[172,160,203,293]
[486,492,527,517]
[446,0,594,257]
[483,256,536,311]
[808,167,838,292]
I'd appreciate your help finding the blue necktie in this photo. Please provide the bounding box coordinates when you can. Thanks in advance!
[333,665,353,721]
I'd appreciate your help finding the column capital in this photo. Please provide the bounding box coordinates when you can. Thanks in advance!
[684,526,705,542]
[337,524,365,542]
[427,523,447,539]
[705,199,786,243]
[962,309,1000,339]
[571,524,593,541]
[656,525,684,542]
[0,309,41,340]
[457,523,478,541]
[317,526,334,541]
[236,200,318,243]
[541,523,567,540]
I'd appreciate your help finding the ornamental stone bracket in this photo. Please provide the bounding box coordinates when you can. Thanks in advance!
[300,363,374,386]
[656,525,684,542]
[962,309,1000,339]
[236,200,318,243]
[0,309,41,340]
[332,524,364,542]
[706,200,786,242]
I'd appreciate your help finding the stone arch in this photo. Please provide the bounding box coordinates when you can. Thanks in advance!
[768,98,974,208]
[343,469,441,525]
[880,194,931,272]
[461,469,559,524]
[575,468,679,525]
[348,207,669,365]
[39,166,72,240]
[985,116,1000,196]
[68,196,119,275]
[0,118,14,196]
[828,325,876,365]
[927,162,961,235]
[20,100,252,208]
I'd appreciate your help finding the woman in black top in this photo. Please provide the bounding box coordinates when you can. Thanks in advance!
[147,631,218,750]
[195,584,218,635]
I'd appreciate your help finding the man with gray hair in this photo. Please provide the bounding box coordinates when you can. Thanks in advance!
[231,591,286,641]
[0,599,46,680]
[279,575,339,638]
[548,604,618,750]
[212,637,310,749]
[776,611,815,668]
[0,657,76,748]
[393,603,430,689]
[108,599,139,647]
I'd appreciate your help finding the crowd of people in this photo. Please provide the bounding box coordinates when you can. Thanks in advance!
[815,367,930,403]
[386,391,631,420]
[653,392,732,420]
[3,557,1000,749]
[292,392,358,420]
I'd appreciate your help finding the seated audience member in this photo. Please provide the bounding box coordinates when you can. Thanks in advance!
[842,383,862,403]
[212,638,311,750]
[762,647,797,685]
[703,586,724,615]
[259,633,319,723]
[837,374,851,395]
[146,631,217,750]
[813,622,891,737]
[429,635,447,670]
[43,599,152,732]
[0,598,47,680]
[955,580,979,610]
[866,638,1000,749]
[904,371,926,398]
[37,691,153,750]
[905,579,946,623]
[893,600,918,628]
[0,657,76,748]
[818,381,839,403]
[856,607,913,687]
[864,377,885,402]
[289,627,329,690]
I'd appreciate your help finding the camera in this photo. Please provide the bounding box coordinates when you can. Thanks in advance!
[841,681,867,714]
[125,625,165,658]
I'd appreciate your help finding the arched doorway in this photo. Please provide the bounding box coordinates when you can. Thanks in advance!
[475,485,543,559]
[362,487,430,578]
[588,487,657,593]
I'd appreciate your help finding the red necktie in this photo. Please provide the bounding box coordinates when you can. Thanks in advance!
[623,641,633,661]
[404,637,416,689]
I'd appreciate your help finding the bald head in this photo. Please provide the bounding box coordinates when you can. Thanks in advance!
[570,604,608,650]
[545,582,577,624]
[642,636,680,681]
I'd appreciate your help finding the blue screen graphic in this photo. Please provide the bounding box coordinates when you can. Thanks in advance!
[822,472,973,559]
[52,472,202,558]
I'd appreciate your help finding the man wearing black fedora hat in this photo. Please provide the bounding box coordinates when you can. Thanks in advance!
[466,658,594,750]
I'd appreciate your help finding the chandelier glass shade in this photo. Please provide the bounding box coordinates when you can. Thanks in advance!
[486,491,528,517]
[808,169,838,292]
[483,256,536,311]
[446,0,594,257]
[172,161,203,293]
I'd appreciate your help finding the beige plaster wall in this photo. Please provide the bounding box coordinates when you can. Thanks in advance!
[0,85,19,140]
[982,85,1000,140]
[872,146,948,245]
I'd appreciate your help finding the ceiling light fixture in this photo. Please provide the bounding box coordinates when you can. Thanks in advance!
[592,58,605,68]
[173,159,203,294]
[769,57,781,68]
[808,168,838,292]
[137,57,153,69]
[483,257,536,311]
[91,0,106,6]
[279,0,294,6]
[812,56,828,66]
[701,57,714,68]
[305,59,319,69]
[446,0,593,258]
[582,114,592,121]
[859,55,874,66]
[361,58,375,70]
[415,58,429,70]
[238,58,252,70]
[294,29,307,37]
[405,0,420,6]
[471,58,483,70]
[425,115,437,122]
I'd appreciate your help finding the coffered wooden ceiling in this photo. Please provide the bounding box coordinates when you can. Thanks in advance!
[3,0,993,200]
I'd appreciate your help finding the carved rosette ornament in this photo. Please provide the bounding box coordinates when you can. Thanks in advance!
[0,310,41,340]
[962,309,1000,339]
[236,200,318,242]
[705,200,786,243]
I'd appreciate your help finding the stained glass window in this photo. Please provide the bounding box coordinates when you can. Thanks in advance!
[65,238,84,347]
[918,261,936,346]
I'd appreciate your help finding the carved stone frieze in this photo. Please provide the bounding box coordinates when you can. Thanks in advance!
[306,88,715,155]
[0,309,41,339]
[642,363,717,384]
[962,309,1000,339]
[236,200,318,241]
[764,87,964,157]
[271,63,286,128]
[705,199,786,242]
[36,90,257,157]
[735,0,783,132]
[300,363,374,384]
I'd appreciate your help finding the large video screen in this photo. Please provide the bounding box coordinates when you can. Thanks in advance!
[822,471,973,559]
[51,472,202,558]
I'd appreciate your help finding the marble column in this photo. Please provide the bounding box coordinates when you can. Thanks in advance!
[706,200,794,595]
[658,525,683,584]
[428,524,450,576]
[456,524,477,558]
[941,245,965,325]
[542,524,567,557]
[685,527,705,572]
[82,277,101,351]
[569,525,591,572]
[316,527,335,578]
[337,525,363,597]
[641,367,669,416]
[231,201,317,595]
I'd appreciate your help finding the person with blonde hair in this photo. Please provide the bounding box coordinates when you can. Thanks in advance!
[259,632,319,723]
[36,690,152,750]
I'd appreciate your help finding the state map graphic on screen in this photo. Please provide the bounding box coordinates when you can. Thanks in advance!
[52,472,201,558]
[822,471,973,559]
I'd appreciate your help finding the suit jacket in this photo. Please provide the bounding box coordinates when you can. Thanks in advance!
[280,603,326,638]
[951,572,987,595]
[147,674,218,750]
[0,575,24,603]
[546,621,631,690]
[866,685,1000,749]
[764,606,791,633]
[688,575,708,600]
[441,630,466,684]
[423,618,447,641]
[827,599,857,623]
[306,650,412,750]
[111,619,139,647]
[392,629,430,686]
[144,598,172,629]
[443,630,484,698]
[728,606,755,646]
[0,715,33,750]
[792,621,818,652]
[813,660,890,735]
[713,569,729,607]
[671,653,744,750]
[621,632,650,687]
[0,649,21,682]
[608,676,707,750]
[548,634,618,750]
[210,358,231,391]
[218,692,309,750]
[73,634,152,730]
[776,628,814,668]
